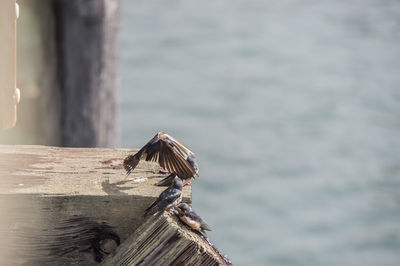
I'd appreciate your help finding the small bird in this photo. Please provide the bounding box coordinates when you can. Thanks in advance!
[123,132,199,186]
[124,132,199,186]
[144,176,183,217]
[175,203,212,236]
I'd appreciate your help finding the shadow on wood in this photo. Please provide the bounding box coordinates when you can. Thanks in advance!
[0,145,191,264]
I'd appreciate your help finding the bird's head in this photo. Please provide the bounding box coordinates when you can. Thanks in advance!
[177,203,191,214]
[172,176,183,190]
[165,138,173,147]
[186,154,199,174]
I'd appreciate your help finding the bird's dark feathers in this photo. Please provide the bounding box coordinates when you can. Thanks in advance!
[144,177,182,217]
[186,154,199,175]
[123,134,160,174]
[144,189,181,217]
[123,132,198,180]
[176,203,212,232]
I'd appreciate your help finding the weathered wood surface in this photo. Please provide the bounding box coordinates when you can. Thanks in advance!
[0,145,191,265]
[101,212,231,266]
[0,0,17,129]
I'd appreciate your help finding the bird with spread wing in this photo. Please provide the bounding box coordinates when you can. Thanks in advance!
[123,132,199,186]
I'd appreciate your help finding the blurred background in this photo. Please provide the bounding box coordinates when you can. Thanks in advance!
[120,1,400,265]
[2,0,400,265]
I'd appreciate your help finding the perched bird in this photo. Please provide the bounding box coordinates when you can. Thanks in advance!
[123,132,199,186]
[175,203,212,236]
[144,176,183,217]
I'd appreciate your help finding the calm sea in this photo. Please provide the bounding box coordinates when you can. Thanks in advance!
[120,1,400,265]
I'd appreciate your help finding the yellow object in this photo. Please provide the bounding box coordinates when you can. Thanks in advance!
[0,1,19,129]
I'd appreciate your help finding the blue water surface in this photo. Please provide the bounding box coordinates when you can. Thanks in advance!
[120,1,400,265]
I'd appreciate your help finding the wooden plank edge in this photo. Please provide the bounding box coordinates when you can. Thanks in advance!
[101,211,232,266]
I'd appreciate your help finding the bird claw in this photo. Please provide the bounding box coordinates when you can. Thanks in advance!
[169,208,179,215]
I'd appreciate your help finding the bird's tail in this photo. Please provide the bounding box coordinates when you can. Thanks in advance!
[123,154,140,175]
[155,173,176,186]
[144,202,159,217]
[201,221,212,232]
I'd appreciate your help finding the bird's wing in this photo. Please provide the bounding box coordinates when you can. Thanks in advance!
[159,187,182,206]
[124,132,197,179]
[144,188,181,217]
[168,134,199,176]
[153,134,197,179]
[164,134,193,157]
[188,210,212,231]
[200,220,213,231]
[123,134,161,175]
[158,142,196,179]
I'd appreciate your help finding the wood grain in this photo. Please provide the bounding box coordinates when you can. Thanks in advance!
[0,145,191,264]
[101,212,232,266]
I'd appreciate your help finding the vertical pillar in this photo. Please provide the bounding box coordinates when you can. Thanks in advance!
[53,0,120,147]
[0,1,18,130]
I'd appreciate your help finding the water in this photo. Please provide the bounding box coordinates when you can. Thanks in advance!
[120,1,400,265]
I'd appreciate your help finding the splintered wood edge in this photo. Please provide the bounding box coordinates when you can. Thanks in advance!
[0,145,196,264]
[101,212,231,266]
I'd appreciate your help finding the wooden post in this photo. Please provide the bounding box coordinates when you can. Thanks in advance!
[0,145,191,264]
[0,0,18,129]
[53,0,120,147]
[101,212,232,266]
[1,0,119,146]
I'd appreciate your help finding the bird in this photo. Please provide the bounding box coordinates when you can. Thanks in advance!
[123,132,199,186]
[144,176,183,217]
[174,203,212,236]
